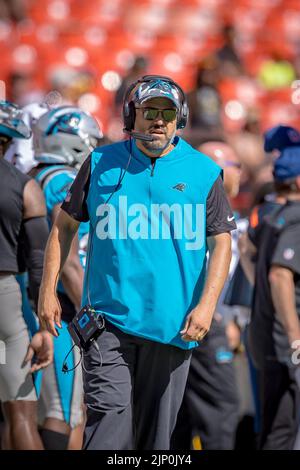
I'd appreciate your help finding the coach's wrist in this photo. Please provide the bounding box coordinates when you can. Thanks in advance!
[194,302,215,319]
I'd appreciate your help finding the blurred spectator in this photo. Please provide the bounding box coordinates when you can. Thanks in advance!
[258,52,296,90]
[114,56,148,109]
[227,124,265,176]
[216,24,244,78]
[200,141,241,199]
[187,56,223,139]
[0,0,26,22]
[7,71,43,108]
[48,66,96,106]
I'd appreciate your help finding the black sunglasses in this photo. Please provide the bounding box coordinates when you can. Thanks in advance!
[135,107,177,122]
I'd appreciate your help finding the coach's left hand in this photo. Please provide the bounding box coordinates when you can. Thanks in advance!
[180,306,213,342]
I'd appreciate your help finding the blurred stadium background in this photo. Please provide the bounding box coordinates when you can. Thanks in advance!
[1,0,300,214]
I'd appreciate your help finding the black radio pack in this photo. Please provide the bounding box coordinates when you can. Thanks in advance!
[67,305,105,351]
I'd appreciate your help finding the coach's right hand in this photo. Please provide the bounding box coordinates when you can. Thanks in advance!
[38,288,62,337]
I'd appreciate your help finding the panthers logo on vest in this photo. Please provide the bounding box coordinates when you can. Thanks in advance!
[172,183,186,192]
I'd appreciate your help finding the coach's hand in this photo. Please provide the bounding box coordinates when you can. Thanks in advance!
[38,288,62,337]
[180,306,213,342]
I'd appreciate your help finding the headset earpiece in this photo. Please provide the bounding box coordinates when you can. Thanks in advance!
[177,100,189,129]
[122,75,189,132]
[123,81,139,132]
[123,100,136,133]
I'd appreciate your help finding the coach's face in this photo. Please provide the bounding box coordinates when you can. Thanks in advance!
[134,97,177,157]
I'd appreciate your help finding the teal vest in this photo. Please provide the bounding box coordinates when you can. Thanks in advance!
[83,137,221,349]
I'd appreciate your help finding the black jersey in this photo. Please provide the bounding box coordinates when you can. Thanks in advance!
[248,200,300,368]
[0,159,30,273]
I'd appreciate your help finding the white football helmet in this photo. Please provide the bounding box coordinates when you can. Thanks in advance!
[34,105,103,166]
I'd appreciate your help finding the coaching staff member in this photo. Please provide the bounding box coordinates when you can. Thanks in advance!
[242,125,300,449]
[38,75,236,450]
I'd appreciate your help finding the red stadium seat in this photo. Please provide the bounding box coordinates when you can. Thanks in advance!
[261,100,300,132]
[28,0,72,25]
[218,77,262,108]
[147,52,197,91]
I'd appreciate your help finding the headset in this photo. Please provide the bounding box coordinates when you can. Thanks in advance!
[122,75,189,136]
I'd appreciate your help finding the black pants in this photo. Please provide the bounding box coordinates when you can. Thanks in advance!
[172,319,239,450]
[259,361,300,450]
[82,321,192,450]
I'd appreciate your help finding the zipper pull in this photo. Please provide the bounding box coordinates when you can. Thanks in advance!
[151,157,156,177]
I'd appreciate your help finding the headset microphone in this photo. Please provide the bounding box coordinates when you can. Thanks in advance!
[123,129,155,142]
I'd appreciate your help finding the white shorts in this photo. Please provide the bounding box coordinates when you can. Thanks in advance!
[0,275,37,402]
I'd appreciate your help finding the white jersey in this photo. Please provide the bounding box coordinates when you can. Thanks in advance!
[4,102,49,173]
[214,217,250,325]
